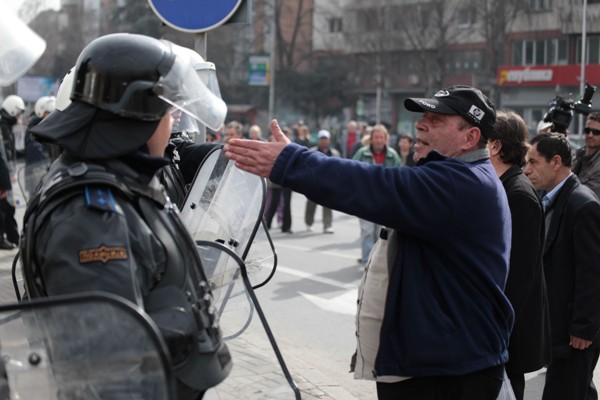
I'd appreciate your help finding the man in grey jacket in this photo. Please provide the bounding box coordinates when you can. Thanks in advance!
[573,112,600,199]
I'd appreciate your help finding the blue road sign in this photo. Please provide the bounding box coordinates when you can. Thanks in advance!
[147,0,244,33]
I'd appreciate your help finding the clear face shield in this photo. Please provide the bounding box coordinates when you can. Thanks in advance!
[157,43,226,142]
[0,3,46,86]
[170,108,205,141]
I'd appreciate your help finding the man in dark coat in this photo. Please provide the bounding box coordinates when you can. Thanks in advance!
[488,110,551,400]
[525,132,600,400]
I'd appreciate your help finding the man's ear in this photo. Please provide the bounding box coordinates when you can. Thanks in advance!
[552,154,563,170]
[489,139,502,157]
[464,127,481,149]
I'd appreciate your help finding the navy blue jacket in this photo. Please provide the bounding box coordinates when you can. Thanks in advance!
[270,143,514,377]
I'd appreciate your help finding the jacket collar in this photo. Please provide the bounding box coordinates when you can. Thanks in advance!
[499,164,523,185]
[544,174,580,254]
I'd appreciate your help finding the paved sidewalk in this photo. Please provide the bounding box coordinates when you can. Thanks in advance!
[0,247,19,304]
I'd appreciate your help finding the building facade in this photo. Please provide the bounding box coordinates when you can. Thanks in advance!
[311,0,600,136]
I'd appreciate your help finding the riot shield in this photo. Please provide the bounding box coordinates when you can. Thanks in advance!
[17,158,51,203]
[0,293,176,400]
[180,147,277,288]
[0,2,46,87]
[180,148,300,399]
[197,241,300,400]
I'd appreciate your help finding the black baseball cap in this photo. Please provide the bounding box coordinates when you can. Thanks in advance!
[404,85,496,138]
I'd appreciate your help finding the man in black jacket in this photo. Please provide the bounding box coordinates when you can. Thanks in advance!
[488,110,550,399]
[524,133,600,400]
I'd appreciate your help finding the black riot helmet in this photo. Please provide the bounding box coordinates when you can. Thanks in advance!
[72,33,174,121]
[31,33,226,159]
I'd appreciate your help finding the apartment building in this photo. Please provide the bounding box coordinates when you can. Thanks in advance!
[312,0,600,135]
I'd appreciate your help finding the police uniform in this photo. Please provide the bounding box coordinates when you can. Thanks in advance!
[20,33,231,399]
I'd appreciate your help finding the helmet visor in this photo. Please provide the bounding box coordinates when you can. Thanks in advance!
[171,108,206,142]
[194,61,222,100]
[156,54,226,132]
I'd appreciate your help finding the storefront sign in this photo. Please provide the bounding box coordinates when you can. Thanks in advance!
[498,65,600,87]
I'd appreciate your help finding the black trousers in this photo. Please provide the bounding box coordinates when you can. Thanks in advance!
[376,365,504,400]
[0,199,18,244]
[264,187,292,232]
[507,372,525,400]
[542,344,600,400]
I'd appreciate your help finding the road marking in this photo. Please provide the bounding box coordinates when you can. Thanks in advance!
[276,265,356,290]
[299,290,358,316]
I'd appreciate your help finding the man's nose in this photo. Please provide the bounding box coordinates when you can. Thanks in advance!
[415,118,426,131]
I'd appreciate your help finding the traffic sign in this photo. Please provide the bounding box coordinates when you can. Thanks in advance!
[147,0,244,33]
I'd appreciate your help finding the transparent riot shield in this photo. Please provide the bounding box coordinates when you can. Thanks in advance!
[0,293,176,400]
[180,147,277,288]
[17,157,52,203]
[197,241,300,400]
[180,148,300,399]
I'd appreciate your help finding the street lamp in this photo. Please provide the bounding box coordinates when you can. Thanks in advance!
[578,0,588,136]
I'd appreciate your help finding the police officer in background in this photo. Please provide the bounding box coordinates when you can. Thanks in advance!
[21,33,231,399]
[0,95,25,249]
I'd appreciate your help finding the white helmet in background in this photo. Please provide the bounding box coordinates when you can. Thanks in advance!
[55,67,75,111]
[1,94,25,117]
[34,95,56,118]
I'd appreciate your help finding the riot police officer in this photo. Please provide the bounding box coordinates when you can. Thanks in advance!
[21,33,231,399]
[0,95,24,249]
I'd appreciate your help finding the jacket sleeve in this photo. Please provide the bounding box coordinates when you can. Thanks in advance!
[177,142,219,184]
[570,200,600,340]
[269,143,497,240]
[503,189,543,319]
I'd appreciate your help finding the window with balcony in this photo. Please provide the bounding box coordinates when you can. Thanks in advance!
[329,17,343,33]
[577,36,600,64]
[512,38,567,65]
[444,50,484,72]
[456,6,475,28]
[529,0,552,10]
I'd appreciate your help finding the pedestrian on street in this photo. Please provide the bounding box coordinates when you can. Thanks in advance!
[224,85,514,400]
[572,112,600,199]
[488,110,551,399]
[305,129,340,234]
[352,124,401,265]
[524,132,600,400]
[20,33,231,400]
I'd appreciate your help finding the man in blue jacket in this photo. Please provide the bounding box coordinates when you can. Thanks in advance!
[225,85,514,400]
